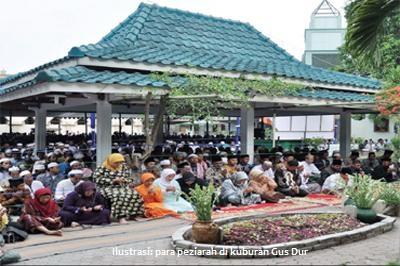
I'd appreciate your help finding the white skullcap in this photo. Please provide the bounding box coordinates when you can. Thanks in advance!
[5,149,12,154]
[8,166,20,172]
[0,158,11,164]
[160,159,171,166]
[74,153,84,159]
[70,160,81,166]
[17,143,23,147]
[188,154,199,159]
[68,169,83,177]
[47,162,59,169]
[20,170,31,178]
[12,148,19,152]
[33,164,45,170]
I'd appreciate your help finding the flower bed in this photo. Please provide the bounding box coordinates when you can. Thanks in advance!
[222,213,364,246]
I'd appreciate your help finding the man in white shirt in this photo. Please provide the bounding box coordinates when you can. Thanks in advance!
[20,170,44,198]
[252,161,274,179]
[54,170,83,202]
[322,168,353,194]
[300,154,321,178]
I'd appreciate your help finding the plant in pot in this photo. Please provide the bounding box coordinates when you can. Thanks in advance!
[381,184,400,217]
[344,174,384,223]
[184,183,221,244]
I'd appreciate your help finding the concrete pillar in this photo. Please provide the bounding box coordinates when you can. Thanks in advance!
[96,97,112,166]
[9,111,12,134]
[272,113,276,148]
[240,105,255,163]
[34,108,47,154]
[339,111,351,159]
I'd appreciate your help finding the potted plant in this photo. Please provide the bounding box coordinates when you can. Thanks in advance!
[344,174,384,223]
[184,183,221,244]
[381,184,400,216]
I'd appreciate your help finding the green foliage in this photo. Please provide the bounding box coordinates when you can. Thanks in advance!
[390,135,400,162]
[344,0,400,66]
[352,137,364,145]
[184,184,218,222]
[304,138,325,149]
[152,73,303,121]
[344,174,384,209]
[337,0,400,87]
[381,184,400,206]
[352,114,366,121]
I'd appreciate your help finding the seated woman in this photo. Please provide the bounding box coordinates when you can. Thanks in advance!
[153,169,193,213]
[135,173,179,218]
[248,169,285,203]
[19,188,63,236]
[92,154,144,224]
[219,171,262,206]
[59,181,111,227]
[177,172,206,198]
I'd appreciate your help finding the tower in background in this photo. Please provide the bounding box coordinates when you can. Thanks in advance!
[303,0,345,69]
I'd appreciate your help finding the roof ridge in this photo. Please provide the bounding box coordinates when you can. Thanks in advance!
[142,2,251,27]
[99,3,153,43]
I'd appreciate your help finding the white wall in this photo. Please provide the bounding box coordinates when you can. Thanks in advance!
[351,119,396,141]
[271,115,335,140]
[0,117,144,135]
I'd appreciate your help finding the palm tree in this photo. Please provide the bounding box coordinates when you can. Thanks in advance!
[345,0,400,64]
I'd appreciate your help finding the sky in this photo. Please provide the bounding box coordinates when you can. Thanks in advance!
[0,0,347,74]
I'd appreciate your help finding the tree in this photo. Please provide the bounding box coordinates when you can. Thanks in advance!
[344,0,400,67]
[140,73,303,157]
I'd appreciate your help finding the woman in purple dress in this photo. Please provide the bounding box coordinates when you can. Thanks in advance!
[59,181,111,227]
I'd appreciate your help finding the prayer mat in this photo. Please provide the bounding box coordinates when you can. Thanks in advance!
[178,199,324,221]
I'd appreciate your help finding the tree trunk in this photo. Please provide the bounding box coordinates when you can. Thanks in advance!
[151,95,167,146]
[143,92,152,156]
[142,93,167,160]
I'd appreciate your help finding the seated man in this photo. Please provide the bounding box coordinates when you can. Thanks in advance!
[224,155,240,177]
[0,177,31,207]
[322,167,353,194]
[350,160,365,176]
[54,170,83,203]
[177,172,206,197]
[205,155,228,187]
[320,159,342,186]
[174,162,193,180]
[239,154,252,175]
[372,157,398,182]
[37,162,65,193]
[300,154,322,187]
[274,160,308,197]
[20,170,44,198]
[362,152,380,175]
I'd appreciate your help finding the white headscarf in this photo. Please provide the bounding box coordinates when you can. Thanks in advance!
[159,169,176,187]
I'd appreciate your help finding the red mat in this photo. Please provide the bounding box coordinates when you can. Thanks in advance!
[178,194,342,221]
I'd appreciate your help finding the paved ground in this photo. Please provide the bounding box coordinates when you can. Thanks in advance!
[8,207,400,265]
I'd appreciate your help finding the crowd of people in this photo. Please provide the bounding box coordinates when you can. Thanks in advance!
[0,136,397,246]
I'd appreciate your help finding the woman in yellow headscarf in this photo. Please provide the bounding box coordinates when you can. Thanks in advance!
[135,173,179,218]
[92,153,144,224]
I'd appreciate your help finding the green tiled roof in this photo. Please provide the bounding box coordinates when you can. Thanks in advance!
[0,66,374,103]
[68,3,380,90]
[0,57,71,86]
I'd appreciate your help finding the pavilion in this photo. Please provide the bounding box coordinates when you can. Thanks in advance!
[0,3,381,165]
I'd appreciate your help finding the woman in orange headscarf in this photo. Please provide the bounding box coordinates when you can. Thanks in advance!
[135,173,179,218]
